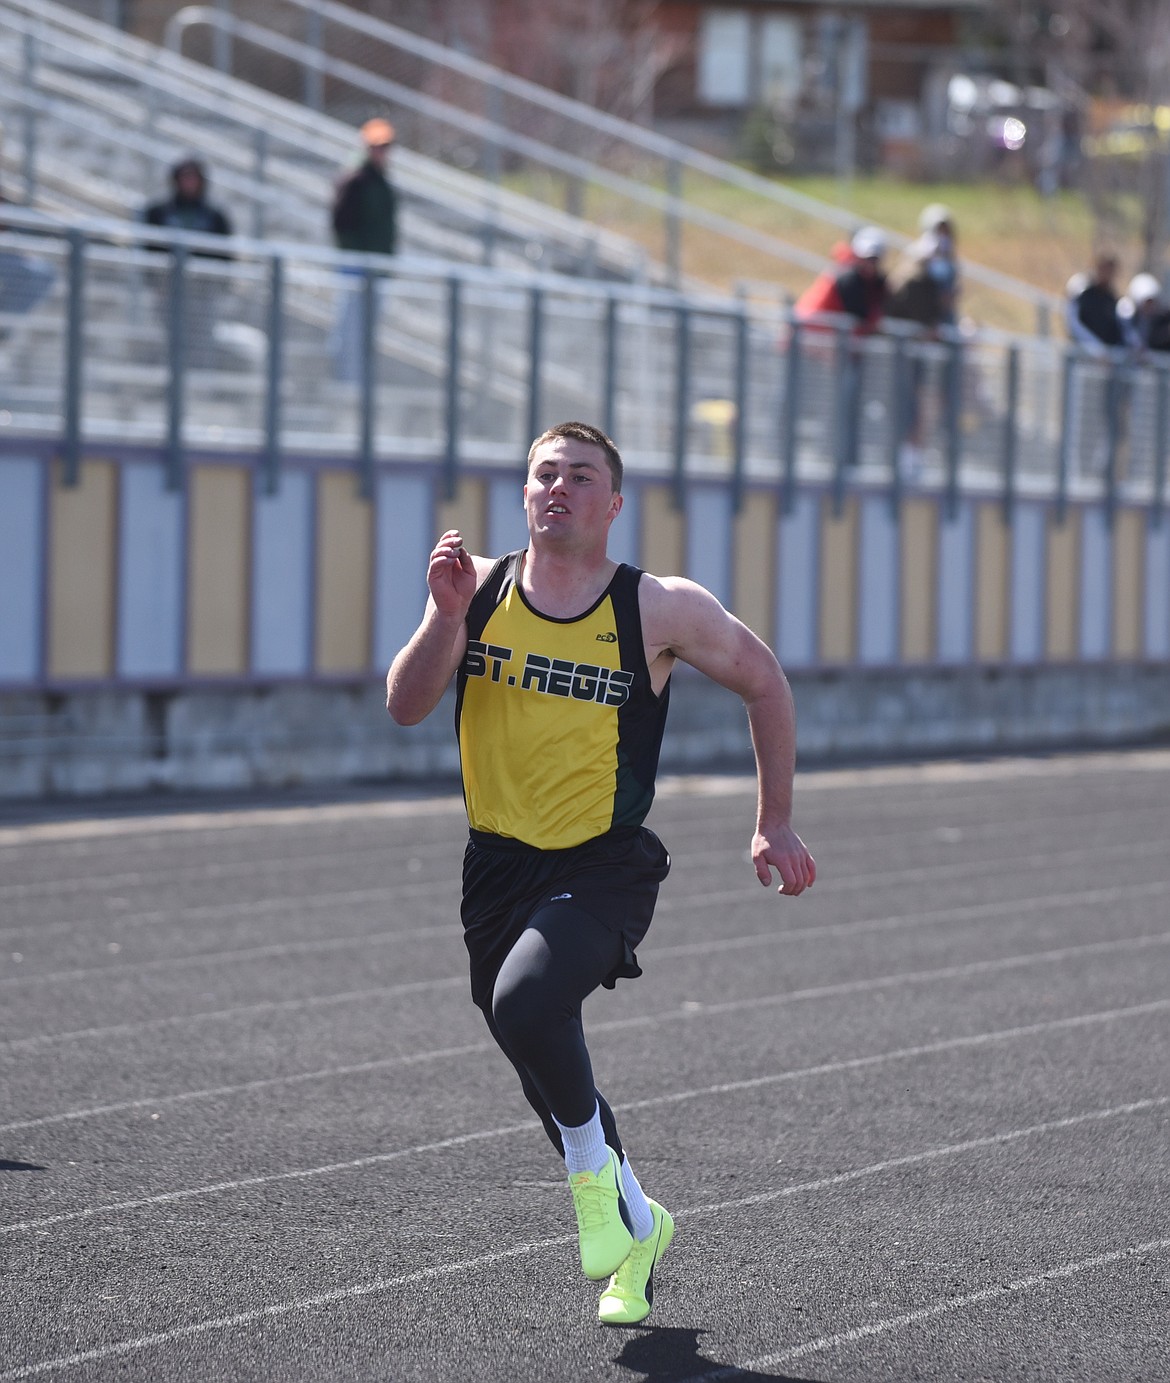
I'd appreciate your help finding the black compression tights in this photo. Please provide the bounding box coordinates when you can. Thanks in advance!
[482,903,626,1162]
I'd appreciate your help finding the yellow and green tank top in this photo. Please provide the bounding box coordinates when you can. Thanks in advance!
[455,551,671,849]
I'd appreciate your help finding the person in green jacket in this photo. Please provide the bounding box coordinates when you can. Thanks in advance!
[329,118,399,380]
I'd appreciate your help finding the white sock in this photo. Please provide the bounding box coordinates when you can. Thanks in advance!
[619,1154,655,1241]
[554,1104,609,1176]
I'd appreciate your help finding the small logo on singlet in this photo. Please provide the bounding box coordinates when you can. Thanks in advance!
[595,631,617,643]
[551,892,573,901]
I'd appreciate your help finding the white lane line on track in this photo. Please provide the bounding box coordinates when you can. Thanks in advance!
[5,829,1168,944]
[5,779,1167,903]
[1,1095,1165,1382]
[654,875,1170,953]
[3,998,1167,1237]
[8,872,1167,992]
[3,865,1167,1022]
[690,1237,1170,1379]
[0,878,460,944]
[0,921,462,989]
[6,928,1170,1133]
[3,747,1168,849]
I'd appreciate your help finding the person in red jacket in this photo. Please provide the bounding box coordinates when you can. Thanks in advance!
[794,226,888,334]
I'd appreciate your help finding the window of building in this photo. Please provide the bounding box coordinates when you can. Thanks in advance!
[759,15,801,107]
[697,10,803,109]
[697,10,751,106]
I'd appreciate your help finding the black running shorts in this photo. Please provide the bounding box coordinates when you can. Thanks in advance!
[460,825,671,1010]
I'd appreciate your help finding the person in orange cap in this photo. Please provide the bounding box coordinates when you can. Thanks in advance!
[330,117,399,380]
[332,118,398,257]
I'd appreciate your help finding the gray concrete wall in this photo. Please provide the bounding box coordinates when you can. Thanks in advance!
[2,664,1167,800]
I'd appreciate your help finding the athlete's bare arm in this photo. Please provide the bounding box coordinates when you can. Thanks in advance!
[386,530,490,726]
[639,574,816,896]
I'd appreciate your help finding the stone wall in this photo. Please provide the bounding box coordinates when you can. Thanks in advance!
[3,663,1167,799]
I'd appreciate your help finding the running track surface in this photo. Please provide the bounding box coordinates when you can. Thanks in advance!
[1,751,1168,1383]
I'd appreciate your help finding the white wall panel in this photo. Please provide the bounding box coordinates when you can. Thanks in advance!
[252,469,312,677]
[0,456,44,682]
[609,484,640,570]
[937,501,975,662]
[1010,501,1047,663]
[775,490,819,667]
[487,475,529,558]
[685,486,733,607]
[373,472,432,670]
[1145,519,1170,659]
[1079,504,1112,659]
[857,495,899,665]
[117,461,183,679]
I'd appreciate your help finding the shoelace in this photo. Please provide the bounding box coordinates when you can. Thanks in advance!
[571,1173,617,1231]
[610,1232,654,1287]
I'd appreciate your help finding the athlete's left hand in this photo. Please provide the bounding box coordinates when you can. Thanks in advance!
[752,825,816,896]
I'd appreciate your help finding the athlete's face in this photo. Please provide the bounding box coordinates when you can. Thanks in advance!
[524,439,621,545]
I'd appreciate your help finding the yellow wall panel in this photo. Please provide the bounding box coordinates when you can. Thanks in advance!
[1045,510,1079,659]
[48,458,117,679]
[435,477,487,556]
[974,503,1009,661]
[900,497,937,661]
[316,470,373,674]
[1112,508,1145,658]
[819,495,858,662]
[732,491,777,642]
[188,465,250,676]
[641,485,685,579]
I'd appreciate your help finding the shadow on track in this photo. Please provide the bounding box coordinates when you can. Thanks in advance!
[611,1326,823,1382]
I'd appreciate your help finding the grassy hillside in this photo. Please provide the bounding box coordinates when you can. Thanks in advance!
[540,169,1149,335]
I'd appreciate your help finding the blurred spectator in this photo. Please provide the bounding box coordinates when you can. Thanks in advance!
[885,236,956,474]
[793,227,887,471]
[142,159,234,368]
[886,238,951,336]
[330,118,399,382]
[1066,253,1125,355]
[1119,273,1170,353]
[0,184,56,320]
[907,204,960,327]
[794,226,887,334]
[144,158,233,254]
[331,118,399,256]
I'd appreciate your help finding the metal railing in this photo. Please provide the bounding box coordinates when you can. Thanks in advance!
[2,209,1167,521]
[0,0,650,283]
[152,0,1064,330]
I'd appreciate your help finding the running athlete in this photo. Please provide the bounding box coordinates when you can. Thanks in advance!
[386,421,815,1325]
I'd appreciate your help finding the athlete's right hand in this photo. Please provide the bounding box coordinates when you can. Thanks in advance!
[427,530,478,616]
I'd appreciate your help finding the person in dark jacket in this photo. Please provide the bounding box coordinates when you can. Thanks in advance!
[1066,253,1125,355]
[1119,272,1170,353]
[331,118,399,256]
[793,228,887,469]
[330,118,399,381]
[794,226,887,335]
[142,159,234,366]
[144,158,233,255]
[885,236,958,473]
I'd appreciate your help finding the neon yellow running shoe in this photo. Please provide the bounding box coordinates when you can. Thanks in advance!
[598,1199,674,1325]
[569,1149,634,1280]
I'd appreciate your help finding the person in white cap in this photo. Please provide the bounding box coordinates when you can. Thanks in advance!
[1119,272,1170,353]
[907,204,959,327]
[794,225,888,334]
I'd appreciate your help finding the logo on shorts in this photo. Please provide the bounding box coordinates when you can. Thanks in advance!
[550,892,573,901]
